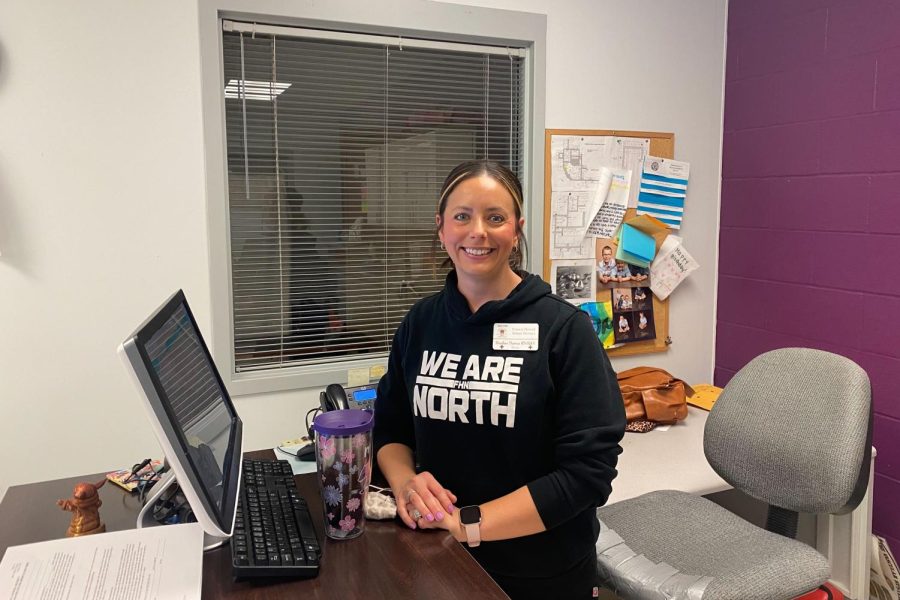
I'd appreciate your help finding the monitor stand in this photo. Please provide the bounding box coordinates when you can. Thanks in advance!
[137,469,229,551]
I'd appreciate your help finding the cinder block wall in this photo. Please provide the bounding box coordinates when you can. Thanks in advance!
[717,0,900,556]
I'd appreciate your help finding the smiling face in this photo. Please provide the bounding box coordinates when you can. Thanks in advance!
[437,175,523,283]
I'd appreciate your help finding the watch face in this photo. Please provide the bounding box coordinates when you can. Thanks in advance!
[459,505,481,525]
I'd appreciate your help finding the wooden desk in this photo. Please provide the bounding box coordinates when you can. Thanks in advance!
[0,450,508,599]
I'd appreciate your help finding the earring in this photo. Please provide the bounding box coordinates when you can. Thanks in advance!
[440,242,445,250]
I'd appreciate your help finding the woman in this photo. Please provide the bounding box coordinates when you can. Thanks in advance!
[374,160,625,599]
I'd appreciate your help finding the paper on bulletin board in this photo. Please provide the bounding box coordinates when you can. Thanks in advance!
[636,156,690,228]
[582,167,613,236]
[619,214,671,253]
[587,167,631,239]
[551,136,614,192]
[550,192,597,260]
[550,135,649,204]
[649,235,699,300]
[578,301,616,349]
[550,135,649,258]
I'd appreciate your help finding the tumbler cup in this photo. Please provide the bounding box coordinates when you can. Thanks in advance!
[312,409,374,540]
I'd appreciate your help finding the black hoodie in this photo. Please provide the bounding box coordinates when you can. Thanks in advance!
[374,270,625,579]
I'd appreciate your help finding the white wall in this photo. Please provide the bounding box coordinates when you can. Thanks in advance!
[0,0,726,498]
[453,0,728,385]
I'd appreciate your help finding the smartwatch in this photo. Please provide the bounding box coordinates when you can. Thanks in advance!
[459,505,482,547]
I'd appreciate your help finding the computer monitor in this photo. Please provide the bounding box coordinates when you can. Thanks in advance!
[118,289,243,549]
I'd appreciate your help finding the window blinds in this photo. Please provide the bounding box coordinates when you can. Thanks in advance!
[222,21,526,373]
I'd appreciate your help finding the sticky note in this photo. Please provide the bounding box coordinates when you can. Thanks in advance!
[348,367,369,387]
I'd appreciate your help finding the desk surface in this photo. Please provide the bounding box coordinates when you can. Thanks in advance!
[0,412,721,599]
[608,407,729,504]
[0,450,507,600]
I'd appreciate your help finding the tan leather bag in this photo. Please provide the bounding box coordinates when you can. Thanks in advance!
[616,366,694,424]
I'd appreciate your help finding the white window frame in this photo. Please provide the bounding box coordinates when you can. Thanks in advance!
[199,0,546,396]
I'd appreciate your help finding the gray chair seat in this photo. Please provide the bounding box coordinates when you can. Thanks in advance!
[595,349,871,600]
[596,490,830,600]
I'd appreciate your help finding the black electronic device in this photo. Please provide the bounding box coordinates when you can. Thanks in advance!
[119,290,321,578]
[319,383,349,412]
[345,384,378,411]
[231,459,321,577]
[119,290,241,547]
[295,444,316,461]
[318,383,377,412]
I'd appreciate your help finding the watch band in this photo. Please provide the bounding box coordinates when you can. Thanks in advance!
[463,521,481,547]
[459,505,482,548]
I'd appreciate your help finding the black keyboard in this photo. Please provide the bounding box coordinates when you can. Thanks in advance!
[230,459,322,578]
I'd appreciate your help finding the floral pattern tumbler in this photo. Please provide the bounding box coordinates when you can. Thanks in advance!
[312,409,374,540]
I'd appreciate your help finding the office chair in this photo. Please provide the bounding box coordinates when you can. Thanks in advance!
[596,348,872,600]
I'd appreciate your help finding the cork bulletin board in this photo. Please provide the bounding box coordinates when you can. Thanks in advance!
[543,129,674,357]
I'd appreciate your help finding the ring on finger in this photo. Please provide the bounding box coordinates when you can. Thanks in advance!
[411,508,422,520]
[406,489,418,503]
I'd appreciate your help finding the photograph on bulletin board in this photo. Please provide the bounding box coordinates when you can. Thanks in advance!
[609,283,657,344]
[550,260,596,303]
[595,237,651,290]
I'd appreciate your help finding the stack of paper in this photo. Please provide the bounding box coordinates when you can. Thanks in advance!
[636,156,690,230]
[0,523,204,599]
[615,224,656,267]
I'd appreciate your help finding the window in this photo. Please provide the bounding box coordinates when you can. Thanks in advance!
[220,20,527,381]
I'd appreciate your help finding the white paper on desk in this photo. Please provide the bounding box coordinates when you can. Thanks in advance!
[587,168,632,238]
[0,522,203,600]
[649,235,699,300]
[549,192,596,260]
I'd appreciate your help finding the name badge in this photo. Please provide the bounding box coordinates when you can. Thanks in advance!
[493,323,539,351]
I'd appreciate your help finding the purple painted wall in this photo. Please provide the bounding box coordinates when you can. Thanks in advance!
[719,0,900,556]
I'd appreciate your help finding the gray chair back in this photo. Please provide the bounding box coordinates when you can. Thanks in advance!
[704,348,871,514]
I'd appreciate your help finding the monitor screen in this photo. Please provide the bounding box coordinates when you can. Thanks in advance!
[119,290,242,539]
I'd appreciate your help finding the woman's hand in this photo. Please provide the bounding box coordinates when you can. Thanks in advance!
[397,471,457,530]
[411,503,466,542]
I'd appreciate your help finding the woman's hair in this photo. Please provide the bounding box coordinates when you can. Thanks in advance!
[432,159,528,271]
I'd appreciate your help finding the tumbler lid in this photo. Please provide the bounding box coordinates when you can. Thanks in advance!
[312,409,374,436]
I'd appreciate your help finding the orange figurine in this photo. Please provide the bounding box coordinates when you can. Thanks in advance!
[57,479,107,537]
